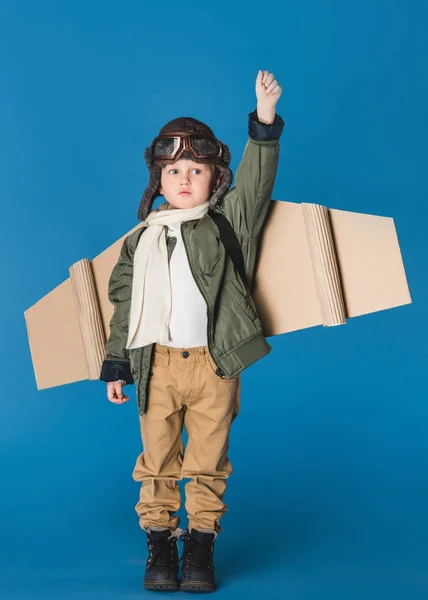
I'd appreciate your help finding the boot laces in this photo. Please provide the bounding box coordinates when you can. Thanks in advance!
[178,531,214,568]
[146,529,181,571]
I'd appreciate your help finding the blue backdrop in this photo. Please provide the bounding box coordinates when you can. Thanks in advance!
[1,1,427,598]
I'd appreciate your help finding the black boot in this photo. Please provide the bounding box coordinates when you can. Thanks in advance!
[179,528,217,592]
[143,528,180,591]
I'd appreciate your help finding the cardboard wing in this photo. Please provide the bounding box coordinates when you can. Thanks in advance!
[252,202,412,336]
[24,222,142,391]
[24,201,411,390]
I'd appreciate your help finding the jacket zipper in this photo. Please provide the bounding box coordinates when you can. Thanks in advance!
[181,222,226,377]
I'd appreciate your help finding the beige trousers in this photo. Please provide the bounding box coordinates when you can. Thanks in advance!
[132,343,241,535]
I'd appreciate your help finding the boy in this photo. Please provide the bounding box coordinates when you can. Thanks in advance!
[100,70,284,592]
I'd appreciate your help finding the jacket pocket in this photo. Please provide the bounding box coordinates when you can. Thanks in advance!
[225,280,258,322]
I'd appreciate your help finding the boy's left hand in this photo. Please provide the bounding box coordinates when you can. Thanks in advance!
[256,70,283,108]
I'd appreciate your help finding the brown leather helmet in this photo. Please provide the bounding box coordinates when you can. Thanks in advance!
[137,116,233,222]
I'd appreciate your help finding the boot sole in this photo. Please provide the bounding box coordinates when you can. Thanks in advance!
[144,581,180,591]
[180,580,216,592]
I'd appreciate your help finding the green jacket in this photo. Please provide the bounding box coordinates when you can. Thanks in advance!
[100,109,285,415]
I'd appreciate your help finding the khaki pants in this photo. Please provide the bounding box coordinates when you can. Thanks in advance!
[132,343,241,535]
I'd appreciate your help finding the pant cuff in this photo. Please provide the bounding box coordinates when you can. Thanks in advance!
[139,515,180,532]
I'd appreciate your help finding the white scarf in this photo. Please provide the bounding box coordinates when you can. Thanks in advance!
[126,200,210,349]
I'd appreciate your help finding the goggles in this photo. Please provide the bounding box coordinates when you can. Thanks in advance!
[151,131,223,165]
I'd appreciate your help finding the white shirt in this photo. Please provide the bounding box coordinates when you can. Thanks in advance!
[163,223,208,348]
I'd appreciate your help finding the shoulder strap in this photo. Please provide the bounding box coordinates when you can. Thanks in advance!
[137,213,249,288]
[208,210,248,288]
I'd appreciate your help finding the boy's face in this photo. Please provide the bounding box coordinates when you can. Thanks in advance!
[159,159,216,209]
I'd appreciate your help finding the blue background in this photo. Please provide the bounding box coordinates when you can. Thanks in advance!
[1,1,427,598]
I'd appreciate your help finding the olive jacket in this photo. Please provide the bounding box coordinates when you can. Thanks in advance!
[100,109,285,415]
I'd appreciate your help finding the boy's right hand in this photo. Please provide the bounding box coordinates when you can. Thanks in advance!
[107,381,129,404]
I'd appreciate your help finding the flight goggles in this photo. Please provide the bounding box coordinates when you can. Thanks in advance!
[151,132,223,165]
